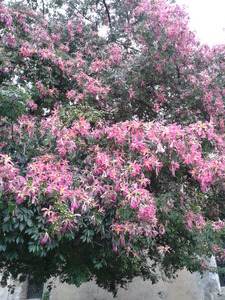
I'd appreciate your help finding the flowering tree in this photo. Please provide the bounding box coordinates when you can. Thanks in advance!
[0,0,225,295]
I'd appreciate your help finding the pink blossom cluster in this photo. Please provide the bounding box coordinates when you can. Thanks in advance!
[0,0,225,262]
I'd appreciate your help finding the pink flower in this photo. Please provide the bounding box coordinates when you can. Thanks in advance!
[66,90,77,99]
[41,232,51,245]
[113,245,117,252]
[170,161,179,177]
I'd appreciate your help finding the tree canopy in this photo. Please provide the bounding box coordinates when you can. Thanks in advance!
[0,0,225,295]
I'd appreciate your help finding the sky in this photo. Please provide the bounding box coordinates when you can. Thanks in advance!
[176,0,225,45]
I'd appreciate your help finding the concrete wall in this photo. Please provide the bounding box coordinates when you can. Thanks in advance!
[0,257,222,300]
[48,269,218,300]
[0,276,27,300]
[48,257,221,300]
[49,270,203,300]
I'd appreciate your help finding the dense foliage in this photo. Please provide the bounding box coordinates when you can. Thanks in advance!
[0,0,225,295]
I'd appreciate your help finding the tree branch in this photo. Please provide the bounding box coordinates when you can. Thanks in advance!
[41,0,45,15]
[102,0,113,39]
